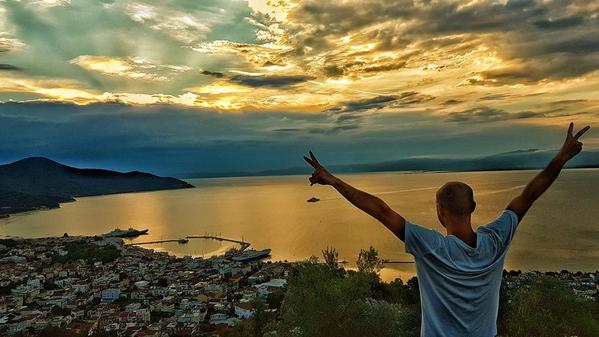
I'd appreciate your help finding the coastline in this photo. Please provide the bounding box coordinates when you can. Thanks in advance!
[0,185,193,218]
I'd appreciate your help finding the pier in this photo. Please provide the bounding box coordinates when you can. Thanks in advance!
[126,235,251,251]
[186,235,251,251]
[124,239,188,246]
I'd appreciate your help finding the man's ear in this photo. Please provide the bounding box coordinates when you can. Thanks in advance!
[471,201,477,213]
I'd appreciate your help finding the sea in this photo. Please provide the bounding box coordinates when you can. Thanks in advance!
[1,169,598,282]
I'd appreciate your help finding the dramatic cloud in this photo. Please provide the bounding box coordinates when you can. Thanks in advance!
[0,0,597,172]
[446,107,544,123]
[229,74,313,88]
[1,101,587,176]
[201,70,225,78]
[70,55,190,80]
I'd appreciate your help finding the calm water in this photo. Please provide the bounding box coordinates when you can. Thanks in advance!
[1,169,598,281]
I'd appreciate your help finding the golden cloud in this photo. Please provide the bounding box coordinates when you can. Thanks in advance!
[70,55,190,81]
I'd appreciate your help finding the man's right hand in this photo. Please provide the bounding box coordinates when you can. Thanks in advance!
[507,122,591,222]
[557,123,590,163]
[303,150,336,186]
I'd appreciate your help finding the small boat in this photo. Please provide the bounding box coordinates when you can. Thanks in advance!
[103,228,149,238]
[307,197,320,203]
[232,249,271,262]
[178,239,189,244]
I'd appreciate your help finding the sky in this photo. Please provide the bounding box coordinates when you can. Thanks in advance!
[0,0,597,176]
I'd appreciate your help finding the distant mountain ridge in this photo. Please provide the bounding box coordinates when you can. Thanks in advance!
[0,157,193,216]
[185,148,599,178]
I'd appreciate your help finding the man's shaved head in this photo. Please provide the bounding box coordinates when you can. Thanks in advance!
[436,181,476,215]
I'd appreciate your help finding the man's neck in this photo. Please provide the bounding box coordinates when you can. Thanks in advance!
[446,217,477,248]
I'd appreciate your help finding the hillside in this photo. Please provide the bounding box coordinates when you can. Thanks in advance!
[0,157,193,216]
[187,148,599,178]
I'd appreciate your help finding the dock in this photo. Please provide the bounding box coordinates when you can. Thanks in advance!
[124,239,188,246]
[186,235,251,251]
[126,235,251,251]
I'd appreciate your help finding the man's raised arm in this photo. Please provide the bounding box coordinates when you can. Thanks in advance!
[507,123,591,222]
[304,151,406,241]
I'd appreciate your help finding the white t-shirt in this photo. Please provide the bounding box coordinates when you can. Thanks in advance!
[404,210,519,337]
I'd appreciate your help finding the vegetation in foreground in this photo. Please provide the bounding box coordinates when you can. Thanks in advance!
[227,247,599,337]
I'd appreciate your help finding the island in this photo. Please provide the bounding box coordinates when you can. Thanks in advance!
[0,157,193,217]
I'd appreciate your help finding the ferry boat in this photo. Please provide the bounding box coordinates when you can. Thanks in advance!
[103,228,149,238]
[231,249,271,262]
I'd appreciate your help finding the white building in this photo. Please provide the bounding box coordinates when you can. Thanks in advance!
[101,288,120,303]
[234,302,254,319]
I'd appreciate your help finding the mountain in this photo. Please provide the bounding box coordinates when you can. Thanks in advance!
[186,148,599,178]
[0,157,193,216]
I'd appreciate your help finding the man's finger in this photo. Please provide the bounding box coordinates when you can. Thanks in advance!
[574,125,591,140]
[309,150,320,165]
[304,156,317,168]
[567,122,574,137]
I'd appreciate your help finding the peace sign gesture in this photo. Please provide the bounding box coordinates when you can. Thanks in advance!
[303,150,336,186]
[558,123,591,162]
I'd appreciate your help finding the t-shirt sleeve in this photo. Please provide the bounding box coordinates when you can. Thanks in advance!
[483,209,520,248]
[404,221,443,257]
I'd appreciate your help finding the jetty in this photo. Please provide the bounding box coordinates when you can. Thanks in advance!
[186,235,251,251]
[124,238,188,246]
[127,235,251,251]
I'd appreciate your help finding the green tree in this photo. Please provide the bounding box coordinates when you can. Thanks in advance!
[498,276,599,337]
[273,257,418,337]
[321,246,339,270]
[356,246,382,274]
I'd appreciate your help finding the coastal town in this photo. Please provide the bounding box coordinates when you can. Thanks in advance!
[0,233,598,337]
[0,234,290,336]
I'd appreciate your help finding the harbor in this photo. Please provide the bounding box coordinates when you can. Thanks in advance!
[120,229,270,263]
[120,228,405,265]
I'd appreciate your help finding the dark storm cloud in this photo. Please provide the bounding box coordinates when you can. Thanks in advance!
[328,95,399,114]
[0,64,21,71]
[321,59,409,77]
[444,99,462,105]
[533,15,585,30]
[201,70,225,78]
[0,101,328,174]
[228,74,314,88]
[0,102,582,176]
[272,128,302,132]
[199,69,313,88]
[548,99,587,106]
[325,92,434,130]
[480,94,512,101]
[329,92,434,114]
[474,54,599,85]
[447,107,544,123]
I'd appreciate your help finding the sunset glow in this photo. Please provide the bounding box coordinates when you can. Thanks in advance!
[0,0,597,173]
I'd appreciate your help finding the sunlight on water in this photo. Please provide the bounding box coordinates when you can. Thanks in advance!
[1,169,598,282]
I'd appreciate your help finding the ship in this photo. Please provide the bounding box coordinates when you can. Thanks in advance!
[103,227,149,238]
[231,249,271,262]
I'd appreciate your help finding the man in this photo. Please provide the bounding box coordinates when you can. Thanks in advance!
[303,123,591,337]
